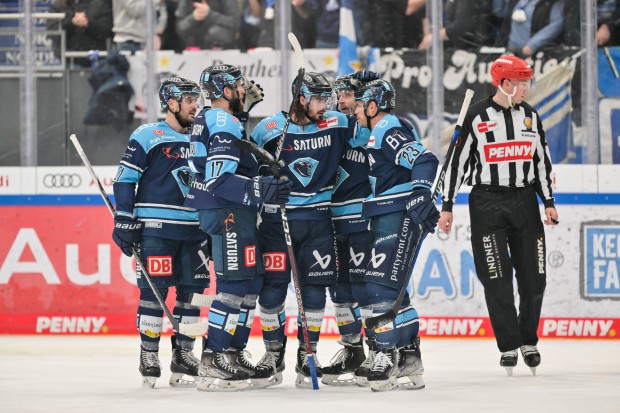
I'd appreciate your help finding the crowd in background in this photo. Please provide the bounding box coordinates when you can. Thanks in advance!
[41,0,620,67]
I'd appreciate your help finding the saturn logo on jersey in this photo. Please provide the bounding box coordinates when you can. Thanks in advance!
[484,141,533,163]
[224,213,235,231]
[162,146,190,159]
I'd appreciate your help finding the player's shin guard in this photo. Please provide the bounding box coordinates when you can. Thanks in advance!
[334,302,362,343]
[360,305,375,339]
[206,294,242,352]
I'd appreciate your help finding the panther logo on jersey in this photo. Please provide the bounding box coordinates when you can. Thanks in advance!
[289,157,319,187]
[294,161,313,177]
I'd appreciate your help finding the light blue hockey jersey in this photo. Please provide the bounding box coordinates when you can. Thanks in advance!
[362,114,438,218]
[113,121,203,240]
[251,111,369,221]
[185,107,260,211]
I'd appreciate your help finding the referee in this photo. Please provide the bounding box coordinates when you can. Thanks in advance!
[438,55,559,376]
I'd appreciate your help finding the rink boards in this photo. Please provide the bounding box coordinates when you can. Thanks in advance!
[0,165,619,338]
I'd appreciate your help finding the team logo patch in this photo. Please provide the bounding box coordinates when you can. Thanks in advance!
[368,136,376,148]
[262,252,286,272]
[317,117,338,129]
[266,121,277,129]
[153,129,164,135]
[523,117,533,129]
[147,256,173,276]
[245,245,256,267]
[484,141,533,163]
[225,213,235,231]
[477,121,498,133]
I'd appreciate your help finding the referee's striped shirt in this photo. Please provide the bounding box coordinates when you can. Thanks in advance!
[441,96,555,212]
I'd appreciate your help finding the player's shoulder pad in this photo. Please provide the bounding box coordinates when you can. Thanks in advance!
[204,108,244,138]
[251,111,287,144]
[367,114,402,147]
[128,121,171,152]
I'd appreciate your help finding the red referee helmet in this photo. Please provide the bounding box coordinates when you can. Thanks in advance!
[490,55,533,87]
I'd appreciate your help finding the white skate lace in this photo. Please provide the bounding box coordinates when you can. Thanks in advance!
[501,349,518,358]
[181,349,199,367]
[327,346,348,367]
[215,352,237,373]
[236,350,255,369]
[299,350,322,369]
[371,351,393,372]
[257,350,278,372]
[142,351,161,369]
[360,348,376,369]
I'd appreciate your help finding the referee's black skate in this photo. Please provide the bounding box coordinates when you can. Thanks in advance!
[295,346,323,389]
[500,349,518,377]
[169,336,199,388]
[321,339,365,386]
[367,348,400,392]
[354,338,377,387]
[397,336,425,390]
[139,347,161,388]
[520,345,541,376]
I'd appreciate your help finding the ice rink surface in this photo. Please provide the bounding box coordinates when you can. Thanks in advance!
[1,336,618,413]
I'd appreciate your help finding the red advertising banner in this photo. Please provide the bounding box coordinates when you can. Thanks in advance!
[2,205,619,338]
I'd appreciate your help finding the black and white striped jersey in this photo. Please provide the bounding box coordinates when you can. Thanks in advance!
[441,96,555,212]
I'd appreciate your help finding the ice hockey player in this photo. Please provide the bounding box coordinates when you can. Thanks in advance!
[250,72,369,388]
[186,64,292,391]
[112,77,209,388]
[353,79,439,391]
[322,70,379,386]
[438,55,558,377]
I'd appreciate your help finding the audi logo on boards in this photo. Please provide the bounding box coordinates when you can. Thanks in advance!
[43,173,82,188]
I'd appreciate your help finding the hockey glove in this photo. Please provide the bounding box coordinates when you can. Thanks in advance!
[406,189,439,234]
[112,215,142,257]
[243,79,264,113]
[352,70,381,83]
[248,175,292,206]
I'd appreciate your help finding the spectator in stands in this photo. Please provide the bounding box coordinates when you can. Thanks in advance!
[161,0,185,52]
[48,0,113,66]
[256,0,319,49]
[418,0,493,50]
[176,0,241,50]
[239,0,263,51]
[112,0,167,52]
[360,0,425,49]
[496,0,565,57]
[309,0,340,48]
[597,0,620,46]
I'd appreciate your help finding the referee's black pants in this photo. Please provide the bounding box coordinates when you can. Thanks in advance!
[469,185,547,352]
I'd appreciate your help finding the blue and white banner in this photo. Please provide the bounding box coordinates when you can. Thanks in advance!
[337,0,359,76]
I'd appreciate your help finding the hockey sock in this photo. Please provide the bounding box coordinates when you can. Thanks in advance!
[359,305,376,340]
[137,300,164,351]
[395,305,420,348]
[372,301,399,349]
[260,304,286,350]
[334,302,362,344]
[231,294,257,350]
[173,301,201,349]
[297,308,325,350]
[207,293,242,352]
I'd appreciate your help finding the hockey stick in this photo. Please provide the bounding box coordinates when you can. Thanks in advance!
[365,89,475,331]
[69,134,209,337]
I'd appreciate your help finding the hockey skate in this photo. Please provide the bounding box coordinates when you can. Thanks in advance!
[367,348,400,392]
[139,347,161,388]
[253,339,287,388]
[354,338,377,387]
[520,345,541,376]
[197,348,250,392]
[228,348,274,389]
[169,336,200,388]
[321,339,365,386]
[294,346,323,389]
[397,336,425,390]
[500,349,518,377]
